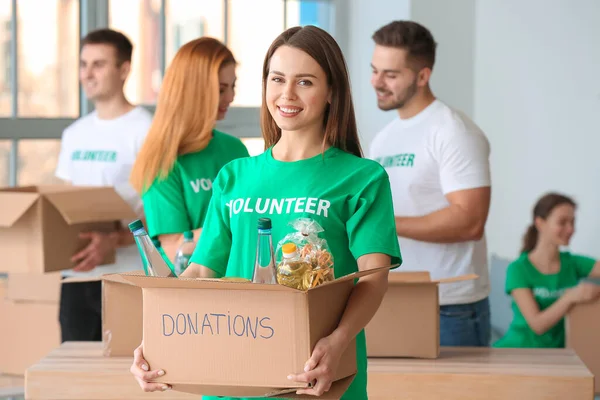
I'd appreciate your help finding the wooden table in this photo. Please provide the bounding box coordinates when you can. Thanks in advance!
[368,347,594,399]
[25,343,194,399]
[26,343,594,399]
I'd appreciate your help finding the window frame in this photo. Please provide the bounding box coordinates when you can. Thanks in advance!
[0,0,343,186]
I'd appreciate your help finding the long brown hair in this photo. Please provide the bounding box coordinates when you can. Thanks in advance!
[130,37,235,193]
[260,26,363,158]
[521,192,576,253]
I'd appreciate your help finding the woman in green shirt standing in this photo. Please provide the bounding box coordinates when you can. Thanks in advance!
[131,26,401,399]
[494,193,600,349]
[130,37,249,260]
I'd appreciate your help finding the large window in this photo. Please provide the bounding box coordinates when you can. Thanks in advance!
[0,0,336,187]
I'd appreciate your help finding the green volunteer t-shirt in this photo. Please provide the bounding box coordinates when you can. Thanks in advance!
[493,251,596,349]
[190,146,402,400]
[142,130,249,237]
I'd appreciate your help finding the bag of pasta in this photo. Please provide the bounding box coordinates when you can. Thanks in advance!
[275,218,335,291]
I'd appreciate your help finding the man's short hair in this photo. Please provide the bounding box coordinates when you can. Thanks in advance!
[372,20,437,70]
[81,28,133,65]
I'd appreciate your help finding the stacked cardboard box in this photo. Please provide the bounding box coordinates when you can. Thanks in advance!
[0,272,62,375]
[365,271,477,358]
[566,297,600,394]
[0,185,137,375]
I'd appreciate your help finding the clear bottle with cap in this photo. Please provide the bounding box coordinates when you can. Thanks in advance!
[252,218,278,284]
[277,242,312,290]
[174,231,196,275]
[128,219,177,277]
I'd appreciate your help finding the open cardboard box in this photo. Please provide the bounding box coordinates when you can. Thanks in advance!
[0,185,137,274]
[118,265,395,398]
[61,272,144,358]
[566,296,600,394]
[365,271,478,358]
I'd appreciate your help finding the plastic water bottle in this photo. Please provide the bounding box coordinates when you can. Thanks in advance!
[174,231,196,275]
[128,220,177,277]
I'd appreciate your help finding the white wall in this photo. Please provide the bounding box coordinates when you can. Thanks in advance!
[474,0,600,259]
[344,0,410,155]
[411,0,476,118]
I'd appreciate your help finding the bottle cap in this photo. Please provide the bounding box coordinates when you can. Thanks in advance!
[258,218,272,230]
[282,243,297,257]
[128,219,144,232]
[183,231,194,240]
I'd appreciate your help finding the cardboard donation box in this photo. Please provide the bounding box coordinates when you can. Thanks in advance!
[0,273,61,375]
[60,272,144,358]
[119,267,391,398]
[102,274,143,357]
[566,296,600,394]
[0,185,137,274]
[366,272,478,359]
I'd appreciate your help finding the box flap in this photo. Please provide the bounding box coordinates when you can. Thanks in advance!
[120,274,299,292]
[0,192,39,227]
[103,271,145,286]
[168,374,354,399]
[388,271,432,283]
[434,274,479,284]
[0,185,38,193]
[61,271,145,285]
[43,187,137,224]
[387,272,479,285]
[313,264,399,289]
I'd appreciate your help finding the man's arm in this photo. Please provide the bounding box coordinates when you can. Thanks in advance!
[395,186,490,243]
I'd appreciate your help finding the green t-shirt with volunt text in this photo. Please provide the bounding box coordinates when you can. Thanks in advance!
[190,146,402,400]
[493,251,596,349]
[142,130,250,237]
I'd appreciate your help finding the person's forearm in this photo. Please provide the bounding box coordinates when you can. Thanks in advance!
[526,294,575,335]
[330,271,388,348]
[396,205,484,243]
[159,228,202,261]
[180,263,218,279]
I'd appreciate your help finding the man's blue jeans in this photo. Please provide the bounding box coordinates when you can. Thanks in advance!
[439,297,491,346]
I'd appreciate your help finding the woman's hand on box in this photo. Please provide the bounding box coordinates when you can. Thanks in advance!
[288,331,346,396]
[130,343,171,392]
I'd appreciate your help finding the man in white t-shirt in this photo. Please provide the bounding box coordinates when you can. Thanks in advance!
[55,29,152,342]
[369,21,492,346]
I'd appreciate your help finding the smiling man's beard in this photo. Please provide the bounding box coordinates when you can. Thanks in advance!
[376,78,418,111]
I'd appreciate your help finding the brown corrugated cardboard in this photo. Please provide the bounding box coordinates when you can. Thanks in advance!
[365,272,478,359]
[7,272,62,303]
[0,299,60,375]
[102,274,143,357]
[566,297,600,394]
[0,185,137,274]
[62,272,144,358]
[119,266,393,398]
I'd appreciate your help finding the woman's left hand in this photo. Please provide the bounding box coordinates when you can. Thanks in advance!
[287,332,348,396]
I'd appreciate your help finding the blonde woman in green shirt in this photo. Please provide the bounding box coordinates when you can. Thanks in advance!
[131,26,401,399]
[494,193,600,349]
[130,37,249,260]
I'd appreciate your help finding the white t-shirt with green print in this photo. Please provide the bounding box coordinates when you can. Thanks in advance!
[55,106,152,277]
[370,99,491,306]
